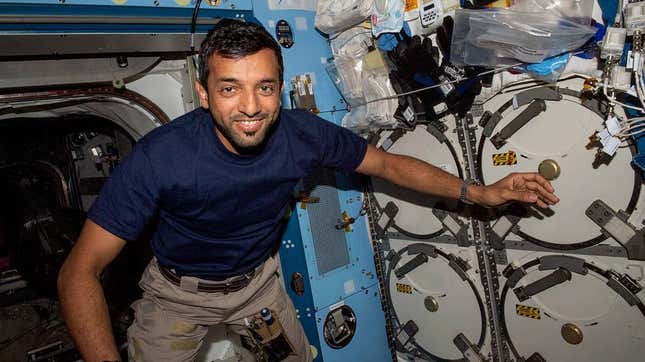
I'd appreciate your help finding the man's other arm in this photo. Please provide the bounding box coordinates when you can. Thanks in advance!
[355,144,559,208]
[57,220,126,362]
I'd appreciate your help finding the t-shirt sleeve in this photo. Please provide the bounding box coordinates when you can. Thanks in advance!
[314,115,368,172]
[87,141,160,241]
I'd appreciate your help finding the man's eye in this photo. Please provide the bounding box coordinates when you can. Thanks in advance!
[221,86,235,94]
[259,85,274,94]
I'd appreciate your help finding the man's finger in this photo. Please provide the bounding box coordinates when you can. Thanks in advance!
[505,189,538,204]
[534,198,549,209]
[525,182,559,204]
[507,189,551,209]
[517,172,555,193]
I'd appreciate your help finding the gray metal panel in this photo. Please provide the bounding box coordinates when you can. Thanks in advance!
[0,57,160,89]
[0,33,207,57]
[0,15,221,25]
[304,169,350,275]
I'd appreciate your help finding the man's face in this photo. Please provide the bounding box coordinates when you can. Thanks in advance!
[196,48,283,154]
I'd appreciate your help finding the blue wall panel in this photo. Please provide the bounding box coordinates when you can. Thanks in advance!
[280,208,323,361]
[314,283,391,362]
[255,2,390,361]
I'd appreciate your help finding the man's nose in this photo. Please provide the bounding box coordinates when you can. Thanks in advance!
[238,90,260,117]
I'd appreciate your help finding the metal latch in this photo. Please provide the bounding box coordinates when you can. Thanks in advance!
[514,268,572,302]
[586,199,645,260]
[395,320,419,350]
[503,263,527,288]
[335,211,355,232]
[491,99,547,149]
[290,272,305,296]
[296,191,320,209]
[489,214,521,250]
[606,270,643,306]
[432,208,470,246]
[394,253,429,279]
[376,202,399,236]
[453,333,486,362]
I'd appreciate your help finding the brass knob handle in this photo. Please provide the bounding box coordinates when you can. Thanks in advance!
[561,323,583,345]
[424,296,439,312]
[538,159,561,180]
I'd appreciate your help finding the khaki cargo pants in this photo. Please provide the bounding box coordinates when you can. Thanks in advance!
[127,255,312,361]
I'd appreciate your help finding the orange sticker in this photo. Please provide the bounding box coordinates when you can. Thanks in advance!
[405,0,419,12]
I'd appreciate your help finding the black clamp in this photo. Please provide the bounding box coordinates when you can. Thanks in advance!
[606,270,643,306]
[503,263,527,289]
[513,268,572,302]
[447,254,471,281]
[394,253,428,279]
[376,201,399,237]
[432,208,470,246]
[453,333,485,362]
[491,99,547,149]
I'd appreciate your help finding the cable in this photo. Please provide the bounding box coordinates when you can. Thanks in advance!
[634,58,645,110]
[603,77,645,112]
[190,0,203,52]
[353,63,523,107]
[619,127,645,137]
[616,0,624,27]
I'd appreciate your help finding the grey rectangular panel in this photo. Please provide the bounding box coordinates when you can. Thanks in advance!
[303,169,350,275]
[0,33,208,57]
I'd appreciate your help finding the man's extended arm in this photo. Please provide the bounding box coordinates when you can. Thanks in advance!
[355,144,559,208]
[57,220,127,362]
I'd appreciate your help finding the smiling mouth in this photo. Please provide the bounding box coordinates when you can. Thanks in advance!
[235,119,263,133]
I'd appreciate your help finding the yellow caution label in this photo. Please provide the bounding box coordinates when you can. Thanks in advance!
[405,0,419,12]
[396,283,413,294]
[492,150,518,166]
[516,304,540,319]
[487,0,511,9]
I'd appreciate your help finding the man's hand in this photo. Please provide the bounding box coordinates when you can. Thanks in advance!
[469,172,559,208]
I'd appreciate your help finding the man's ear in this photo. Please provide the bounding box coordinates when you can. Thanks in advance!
[280,81,285,94]
[195,80,209,109]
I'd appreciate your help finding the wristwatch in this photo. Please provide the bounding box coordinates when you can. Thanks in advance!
[459,178,481,205]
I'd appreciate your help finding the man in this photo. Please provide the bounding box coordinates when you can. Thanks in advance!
[57,19,558,362]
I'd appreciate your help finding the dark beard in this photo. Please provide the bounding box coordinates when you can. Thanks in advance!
[215,117,279,156]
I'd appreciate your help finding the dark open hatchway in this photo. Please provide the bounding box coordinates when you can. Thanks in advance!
[0,87,169,361]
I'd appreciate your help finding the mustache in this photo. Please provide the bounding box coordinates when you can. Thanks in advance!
[231,113,270,122]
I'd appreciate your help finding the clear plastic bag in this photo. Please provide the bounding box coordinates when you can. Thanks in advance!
[451,9,596,66]
[325,51,397,134]
[324,56,365,105]
[359,68,398,130]
[510,0,594,25]
[315,0,374,35]
[330,25,373,58]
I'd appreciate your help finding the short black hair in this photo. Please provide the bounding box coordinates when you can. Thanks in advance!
[198,19,284,86]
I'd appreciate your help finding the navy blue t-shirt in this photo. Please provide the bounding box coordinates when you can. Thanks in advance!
[87,108,368,279]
